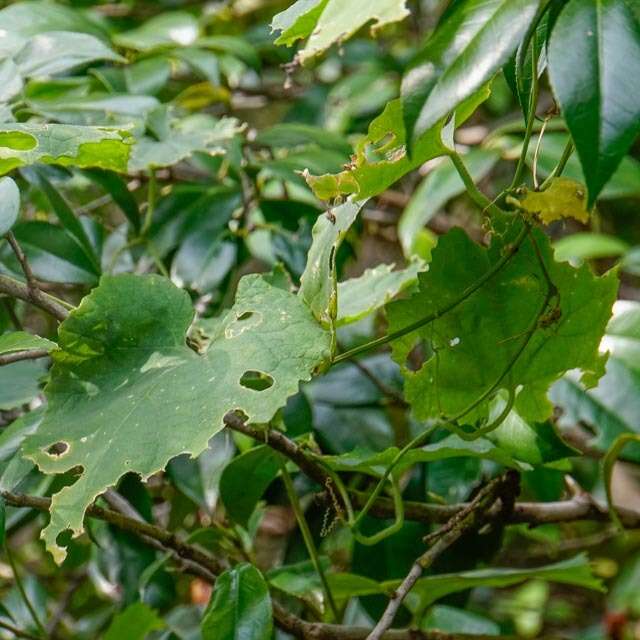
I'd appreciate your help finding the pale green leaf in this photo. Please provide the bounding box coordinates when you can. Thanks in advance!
[128,114,243,172]
[0,59,23,103]
[0,123,132,175]
[0,361,46,411]
[114,11,200,51]
[554,233,630,263]
[388,225,618,423]
[336,259,425,326]
[15,31,124,78]
[299,200,364,326]
[272,0,409,63]
[0,332,56,355]
[0,176,20,236]
[22,273,331,563]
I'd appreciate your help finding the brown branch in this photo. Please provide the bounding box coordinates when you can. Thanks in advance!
[0,275,69,323]
[224,413,640,529]
[0,349,50,366]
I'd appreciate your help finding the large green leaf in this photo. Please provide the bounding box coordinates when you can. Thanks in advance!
[548,0,640,205]
[326,554,603,606]
[0,123,132,175]
[0,176,20,236]
[402,0,541,142]
[22,273,331,562]
[201,563,272,640]
[551,301,640,459]
[388,225,618,423]
[272,0,409,63]
[336,259,425,326]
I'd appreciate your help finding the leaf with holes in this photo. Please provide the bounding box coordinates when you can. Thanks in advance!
[22,273,331,563]
[387,224,618,424]
[0,123,132,175]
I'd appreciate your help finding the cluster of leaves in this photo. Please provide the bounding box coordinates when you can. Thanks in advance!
[0,0,639,639]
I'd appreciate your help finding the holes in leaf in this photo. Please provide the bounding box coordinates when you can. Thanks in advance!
[239,370,274,391]
[405,340,428,372]
[236,311,254,321]
[46,442,69,457]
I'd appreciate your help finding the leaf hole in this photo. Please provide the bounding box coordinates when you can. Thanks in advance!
[405,340,428,372]
[46,442,69,457]
[236,311,254,321]
[239,370,274,391]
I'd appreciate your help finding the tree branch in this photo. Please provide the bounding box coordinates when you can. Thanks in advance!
[0,275,69,323]
[367,473,518,640]
[0,349,50,366]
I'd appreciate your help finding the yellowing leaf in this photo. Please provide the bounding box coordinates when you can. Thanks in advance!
[516,177,590,225]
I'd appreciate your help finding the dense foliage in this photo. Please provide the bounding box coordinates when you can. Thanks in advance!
[0,0,639,639]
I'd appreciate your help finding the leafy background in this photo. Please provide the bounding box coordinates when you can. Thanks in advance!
[0,1,639,639]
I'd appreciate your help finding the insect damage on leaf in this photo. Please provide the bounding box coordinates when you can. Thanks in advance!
[22,273,331,563]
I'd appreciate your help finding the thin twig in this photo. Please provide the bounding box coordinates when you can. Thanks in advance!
[367,473,519,640]
[0,619,42,640]
[0,349,50,367]
[0,275,69,322]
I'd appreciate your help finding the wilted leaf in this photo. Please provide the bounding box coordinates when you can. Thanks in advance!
[514,178,589,225]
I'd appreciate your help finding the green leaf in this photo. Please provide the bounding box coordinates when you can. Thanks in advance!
[82,169,141,233]
[1,221,99,285]
[220,445,281,528]
[336,259,425,326]
[0,332,56,355]
[551,301,640,458]
[0,361,46,411]
[202,563,272,640]
[114,12,200,51]
[0,59,23,103]
[103,602,164,640]
[22,273,330,563]
[128,114,242,172]
[25,167,100,273]
[305,88,490,201]
[255,123,352,157]
[271,0,409,63]
[422,605,500,636]
[0,123,132,175]
[0,1,106,41]
[402,0,541,142]
[299,200,364,326]
[0,497,5,547]
[398,149,499,256]
[388,225,618,423]
[548,0,640,205]
[0,176,20,236]
[406,554,604,612]
[15,32,124,78]
[554,233,630,263]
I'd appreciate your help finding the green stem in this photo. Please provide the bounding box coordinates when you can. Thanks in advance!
[539,139,574,190]
[332,222,530,364]
[448,151,502,217]
[141,170,157,237]
[508,33,540,191]
[5,544,48,639]
[279,459,339,622]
